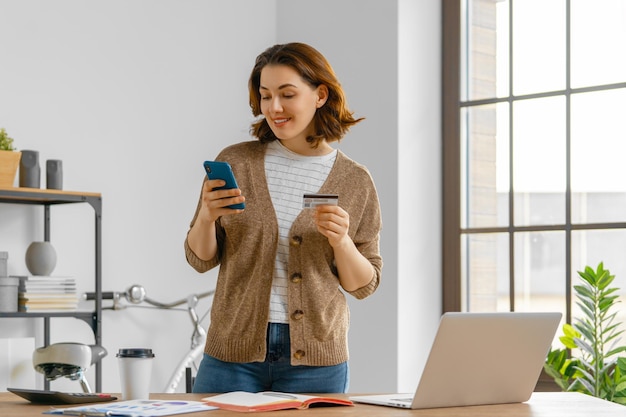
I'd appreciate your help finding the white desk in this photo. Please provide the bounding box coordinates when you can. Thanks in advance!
[1,391,625,416]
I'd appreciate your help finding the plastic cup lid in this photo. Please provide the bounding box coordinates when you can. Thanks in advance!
[116,348,155,358]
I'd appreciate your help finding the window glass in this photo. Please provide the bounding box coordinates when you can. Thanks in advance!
[461,103,509,228]
[461,233,509,312]
[461,0,510,101]
[571,89,626,223]
[513,97,566,226]
[512,0,565,96]
[514,231,566,314]
[571,0,626,88]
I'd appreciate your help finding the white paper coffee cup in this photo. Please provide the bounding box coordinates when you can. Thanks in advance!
[116,348,155,400]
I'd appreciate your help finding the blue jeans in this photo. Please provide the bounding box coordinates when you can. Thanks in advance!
[192,323,349,393]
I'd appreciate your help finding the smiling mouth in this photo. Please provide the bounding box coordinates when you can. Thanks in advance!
[273,118,291,127]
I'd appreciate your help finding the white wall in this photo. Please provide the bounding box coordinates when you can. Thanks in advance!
[397,0,442,391]
[0,0,441,394]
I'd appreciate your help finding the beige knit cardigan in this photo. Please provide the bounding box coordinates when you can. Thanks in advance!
[185,140,383,366]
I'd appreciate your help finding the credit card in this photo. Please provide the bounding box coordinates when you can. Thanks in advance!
[302,194,339,208]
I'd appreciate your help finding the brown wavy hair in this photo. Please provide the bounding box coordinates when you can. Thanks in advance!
[249,43,364,147]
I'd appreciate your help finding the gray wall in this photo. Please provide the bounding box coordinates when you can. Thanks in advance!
[0,0,441,394]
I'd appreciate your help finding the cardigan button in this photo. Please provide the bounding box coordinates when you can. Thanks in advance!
[290,273,302,283]
[292,310,304,320]
[293,350,306,360]
[289,235,303,247]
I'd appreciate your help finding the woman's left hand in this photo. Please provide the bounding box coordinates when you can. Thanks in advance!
[313,205,350,248]
[313,205,374,291]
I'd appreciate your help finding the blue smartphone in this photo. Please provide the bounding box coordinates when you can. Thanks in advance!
[203,161,245,210]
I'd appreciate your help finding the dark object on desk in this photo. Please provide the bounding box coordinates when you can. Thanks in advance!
[7,388,117,405]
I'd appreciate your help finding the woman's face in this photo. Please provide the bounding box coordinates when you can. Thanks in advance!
[259,64,327,154]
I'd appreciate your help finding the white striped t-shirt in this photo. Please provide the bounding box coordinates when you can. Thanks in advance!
[265,140,337,323]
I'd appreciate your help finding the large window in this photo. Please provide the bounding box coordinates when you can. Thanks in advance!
[443,0,626,329]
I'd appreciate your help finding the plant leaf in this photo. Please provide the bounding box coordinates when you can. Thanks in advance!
[597,271,616,291]
[607,347,626,358]
[600,296,619,312]
[571,376,595,395]
[563,323,580,338]
[574,285,595,299]
[612,396,626,405]
[577,267,596,286]
[616,381,626,394]
[574,303,594,322]
[618,358,626,372]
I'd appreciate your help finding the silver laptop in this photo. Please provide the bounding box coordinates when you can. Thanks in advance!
[350,311,561,409]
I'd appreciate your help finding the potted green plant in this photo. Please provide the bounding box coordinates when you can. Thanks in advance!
[0,127,22,188]
[544,262,626,405]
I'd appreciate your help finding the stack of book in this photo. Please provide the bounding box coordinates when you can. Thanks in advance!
[16,276,78,312]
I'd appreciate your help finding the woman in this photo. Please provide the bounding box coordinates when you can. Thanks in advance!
[185,42,382,393]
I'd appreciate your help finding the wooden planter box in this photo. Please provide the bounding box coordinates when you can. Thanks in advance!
[0,150,22,187]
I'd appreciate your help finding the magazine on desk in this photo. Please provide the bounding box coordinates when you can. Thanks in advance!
[44,399,217,416]
[202,391,354,412]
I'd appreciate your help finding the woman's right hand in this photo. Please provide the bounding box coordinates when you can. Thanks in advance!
[198,179,246,223]
[187,179,245,261]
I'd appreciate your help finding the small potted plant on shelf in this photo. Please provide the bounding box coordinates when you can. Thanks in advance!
[0,127,22,188]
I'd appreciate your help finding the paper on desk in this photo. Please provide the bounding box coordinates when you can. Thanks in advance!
[44,399,217,416]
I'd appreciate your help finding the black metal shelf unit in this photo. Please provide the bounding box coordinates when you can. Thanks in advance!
[0,188,102,391]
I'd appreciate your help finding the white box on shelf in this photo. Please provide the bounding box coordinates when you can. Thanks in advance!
[0,276,19,312]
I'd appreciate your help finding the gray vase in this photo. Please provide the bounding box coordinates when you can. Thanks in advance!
[46,159,63,190]
[19,150,41,188]
[25,241,57,276]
